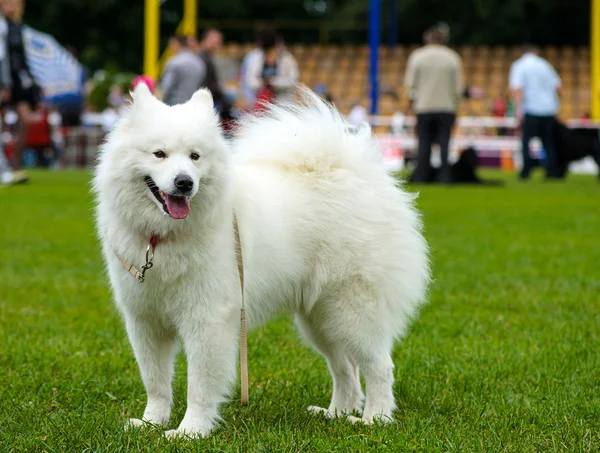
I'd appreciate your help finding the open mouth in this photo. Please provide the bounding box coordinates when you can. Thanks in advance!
[145,176,191,219]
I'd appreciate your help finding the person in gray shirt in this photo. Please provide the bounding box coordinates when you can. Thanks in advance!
[160,36,205,106]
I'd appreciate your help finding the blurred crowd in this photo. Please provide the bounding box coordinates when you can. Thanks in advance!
[1,15,598,186]
[99,27,301,139]
[0,0,90,186]
[0,23,306,185]
[160,26,300,128]
[403,24,598,182]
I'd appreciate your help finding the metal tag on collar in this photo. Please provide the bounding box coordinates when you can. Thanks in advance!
[137,237,157,283]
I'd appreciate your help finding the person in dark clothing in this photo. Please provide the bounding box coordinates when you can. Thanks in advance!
[2,0,40,180]
[6,19,38,109]
[189,29,230,116]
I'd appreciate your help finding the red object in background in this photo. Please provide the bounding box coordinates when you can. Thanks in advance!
[4,138,14,160]
[131,75,156,94]
[26,108,52,147]
[220,115,236,134]
[254,87,275,112]
[493,99,507,117]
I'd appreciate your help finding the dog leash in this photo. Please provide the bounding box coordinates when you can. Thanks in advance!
[115,234,159,283]
[114,215,249,406]
[233,213,249,406]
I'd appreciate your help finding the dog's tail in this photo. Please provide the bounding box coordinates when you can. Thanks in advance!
[233,86,391,183]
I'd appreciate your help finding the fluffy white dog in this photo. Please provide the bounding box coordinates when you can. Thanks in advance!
[93,84,430,438]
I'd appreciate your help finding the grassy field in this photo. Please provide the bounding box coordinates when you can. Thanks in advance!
[1,170,599,452]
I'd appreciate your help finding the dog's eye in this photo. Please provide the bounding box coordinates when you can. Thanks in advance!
[153,150,166,159]
[190,152,200,161]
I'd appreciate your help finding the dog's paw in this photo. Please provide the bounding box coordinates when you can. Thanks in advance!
[164,428,207,440]
[347,415,372,425]
[125,417,167,431]
[164,417,215,440]
[307,405,332,417]
[125,418,148,430]
[348,414,393,425]
[307,405,347,419]
[164,429,189,440]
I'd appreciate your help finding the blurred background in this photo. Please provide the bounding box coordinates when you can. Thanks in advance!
[1,0,598,178]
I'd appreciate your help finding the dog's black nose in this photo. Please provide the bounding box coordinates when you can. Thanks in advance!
[174,174,194,193]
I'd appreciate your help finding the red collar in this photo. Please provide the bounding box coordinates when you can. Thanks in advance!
[149,234,160,249]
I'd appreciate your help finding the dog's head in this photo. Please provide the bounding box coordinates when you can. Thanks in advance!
[94,84,231,234]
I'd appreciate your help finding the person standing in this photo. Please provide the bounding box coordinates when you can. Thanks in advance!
[0,10,10,104]
[0,8,15,184]
[404,25,463,183]
[160,35,205,106]
[1,0,39,184]
[239,30,264,108]
[509,44,561,180]
[245,28,299,109]
[194,29,231,116]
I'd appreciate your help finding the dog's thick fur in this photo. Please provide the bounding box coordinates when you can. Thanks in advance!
[93,84,430,438]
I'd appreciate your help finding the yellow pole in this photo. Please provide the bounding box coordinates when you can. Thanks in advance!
[144,0,160,80]
[592,0,600,119]
[183,0,197,37]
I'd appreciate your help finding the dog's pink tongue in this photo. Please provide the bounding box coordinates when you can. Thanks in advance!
[165,195,190,219]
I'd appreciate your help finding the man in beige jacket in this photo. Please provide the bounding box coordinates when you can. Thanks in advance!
[404,26,463,183]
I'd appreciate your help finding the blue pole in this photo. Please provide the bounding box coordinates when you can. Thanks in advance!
[369,0,380,115]
[388,0,397,47]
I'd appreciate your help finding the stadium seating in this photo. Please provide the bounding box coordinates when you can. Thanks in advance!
[222,45,592,119]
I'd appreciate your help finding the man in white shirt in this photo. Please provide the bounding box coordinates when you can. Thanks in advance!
[509,44,561,179]
[348,102,368,126]
[240,29,264,107]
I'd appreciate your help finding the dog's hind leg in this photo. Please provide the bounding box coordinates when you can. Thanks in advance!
[347,350,395,425]
[124,315,177,429]
[296,313,364,418]
[337,303,396,424]
[302,279,398,425]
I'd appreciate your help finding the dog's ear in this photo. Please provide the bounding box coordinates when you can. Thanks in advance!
[190,88,214,108]
[130,82,154,109]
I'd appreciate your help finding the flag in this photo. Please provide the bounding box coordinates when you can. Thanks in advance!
[22,26,85,106]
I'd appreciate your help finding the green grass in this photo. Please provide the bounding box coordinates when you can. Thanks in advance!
[1,170,599,452]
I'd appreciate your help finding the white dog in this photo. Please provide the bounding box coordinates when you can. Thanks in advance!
[93,84,430,438]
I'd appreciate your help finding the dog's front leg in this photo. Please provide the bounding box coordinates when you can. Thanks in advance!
[165,307,239,438]
[124,314,177,429]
